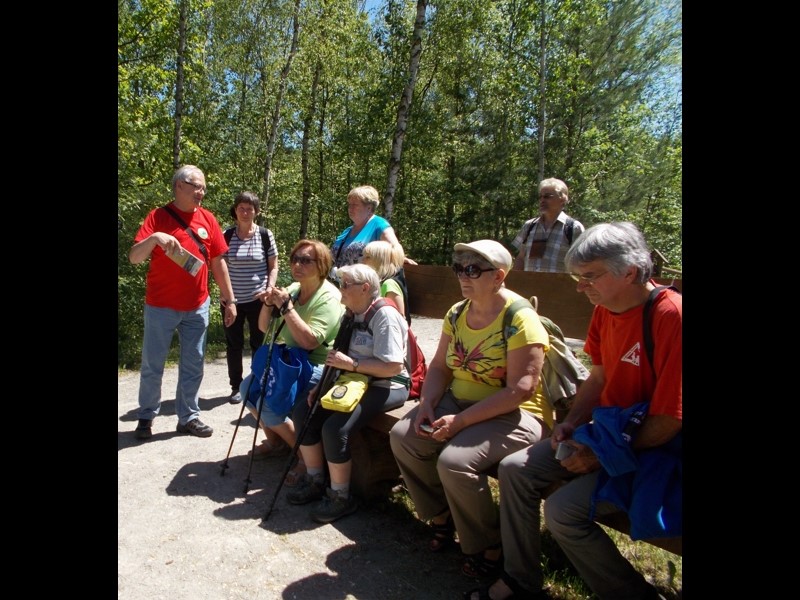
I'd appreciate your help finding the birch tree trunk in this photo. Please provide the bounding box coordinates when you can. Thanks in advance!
[384,0,428,221]
[261,0,301,212]
[173,0,188,170]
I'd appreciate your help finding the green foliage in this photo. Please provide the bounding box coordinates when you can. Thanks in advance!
[118,0,681,368]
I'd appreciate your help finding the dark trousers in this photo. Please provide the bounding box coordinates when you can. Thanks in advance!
[222,299,265,391]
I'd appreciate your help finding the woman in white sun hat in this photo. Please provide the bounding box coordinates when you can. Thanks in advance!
[389,239,552,581]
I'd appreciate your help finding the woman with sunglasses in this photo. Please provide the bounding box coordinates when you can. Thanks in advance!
[246,240,344,485]
[389,239,552,581]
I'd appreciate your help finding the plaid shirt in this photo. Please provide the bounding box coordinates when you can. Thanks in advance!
[511,212,584,273]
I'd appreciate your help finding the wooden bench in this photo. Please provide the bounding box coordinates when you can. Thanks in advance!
[349,401,417,501]
[351,402,681,556]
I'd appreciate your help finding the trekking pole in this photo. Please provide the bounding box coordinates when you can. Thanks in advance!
[244,310,290,494]
[262,313,354,522]
[219,316,278,477]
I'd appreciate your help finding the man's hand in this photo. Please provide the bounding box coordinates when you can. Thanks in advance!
[560,442,600,474]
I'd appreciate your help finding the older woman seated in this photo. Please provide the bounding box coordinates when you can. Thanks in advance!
[389,240,552,580]
[288,263,410,523]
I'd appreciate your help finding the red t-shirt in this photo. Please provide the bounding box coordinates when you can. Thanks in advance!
[134,205,228,311]
[584,286,682,420]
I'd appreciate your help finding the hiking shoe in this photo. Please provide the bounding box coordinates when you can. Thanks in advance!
[229,391,242,404]
[310,488,358,523]
[287,473,325,505]
[135,419,153,440]
[176,418,213,437]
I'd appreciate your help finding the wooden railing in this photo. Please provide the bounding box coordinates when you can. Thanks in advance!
[404,264,682,340]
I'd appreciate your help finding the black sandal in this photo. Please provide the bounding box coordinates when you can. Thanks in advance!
[428,513,455,552]
[461,543,503,579]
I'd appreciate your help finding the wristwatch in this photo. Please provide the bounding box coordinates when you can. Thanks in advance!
[227,298,238,306]
[352,358,359,372]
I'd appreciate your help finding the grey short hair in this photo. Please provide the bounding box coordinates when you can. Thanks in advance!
[337,263,381,300]
[172,165,204,195]
[538,177,569,203]
[565,222,653,283]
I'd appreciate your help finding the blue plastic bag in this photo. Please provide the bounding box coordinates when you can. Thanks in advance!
[243,343,313,417]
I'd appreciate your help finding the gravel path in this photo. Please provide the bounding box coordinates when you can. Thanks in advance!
[118,315,486,600]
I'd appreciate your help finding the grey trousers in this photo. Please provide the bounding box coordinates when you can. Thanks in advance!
[389,390,545,555]
[499,438,655,599]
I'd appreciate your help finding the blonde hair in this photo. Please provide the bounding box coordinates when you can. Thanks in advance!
[362,240,404,280]
[347,185,380,211]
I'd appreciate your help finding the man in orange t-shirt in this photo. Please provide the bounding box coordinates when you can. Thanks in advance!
[468,222,681,600]
[129,165,238,441]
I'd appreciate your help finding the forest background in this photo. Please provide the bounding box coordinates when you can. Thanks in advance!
[117,0,682,369]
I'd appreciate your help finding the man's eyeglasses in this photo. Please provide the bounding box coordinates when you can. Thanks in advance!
[340,279,362,289]
[290,255,315,266]
[539,192,558,199]
[182,180,206,192]
[570,270,609,285]
[452,263,496,279]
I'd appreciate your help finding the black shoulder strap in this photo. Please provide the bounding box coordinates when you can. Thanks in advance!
[163,204,209,264]
[223,227,234,245]
[259,226,271,256]
[564,217,575,245]
[449,299,469,331]
[521,218,540,245]
[642,285,679,374]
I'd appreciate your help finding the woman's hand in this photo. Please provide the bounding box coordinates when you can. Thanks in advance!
[428,414,459,442]
[306,385,318,407]
[324,349,354,371]
[413,405,437,436]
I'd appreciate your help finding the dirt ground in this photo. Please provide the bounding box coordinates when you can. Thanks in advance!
[118,315,487,600]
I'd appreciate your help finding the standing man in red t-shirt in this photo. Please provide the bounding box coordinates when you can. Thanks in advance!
[467,222,681,600]
[129,165,238,440]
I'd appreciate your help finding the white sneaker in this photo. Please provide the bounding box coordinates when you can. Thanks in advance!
[229,391,242,404]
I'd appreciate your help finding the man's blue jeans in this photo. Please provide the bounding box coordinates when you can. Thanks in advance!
[137,297,210,426]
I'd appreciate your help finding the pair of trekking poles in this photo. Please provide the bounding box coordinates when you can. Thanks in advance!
[219,307,354,522]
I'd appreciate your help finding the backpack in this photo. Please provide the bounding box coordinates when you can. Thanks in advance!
[521,216,575,245]
[448,296,589,415]
[224,226,272,256]
[360,297,427,400]
[642,285,681,374]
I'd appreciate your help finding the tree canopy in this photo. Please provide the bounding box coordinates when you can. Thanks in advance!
[118,0,682,368]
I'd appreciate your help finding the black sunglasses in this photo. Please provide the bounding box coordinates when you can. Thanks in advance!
[290,255,315,266]
[451,263,496,279]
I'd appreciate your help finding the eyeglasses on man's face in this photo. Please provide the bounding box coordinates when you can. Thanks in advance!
[340,279,362,290]
[570,269,609,286]
[290,255,315,266]
[539,191,558,199]
[182,179,206,192]
[452,263,496,279]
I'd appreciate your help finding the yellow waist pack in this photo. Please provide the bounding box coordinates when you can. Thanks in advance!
[320,372,369,412]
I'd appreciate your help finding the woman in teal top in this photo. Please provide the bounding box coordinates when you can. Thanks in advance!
[331,185,405,273]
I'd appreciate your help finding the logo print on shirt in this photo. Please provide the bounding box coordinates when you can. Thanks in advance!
[621,342,641,367]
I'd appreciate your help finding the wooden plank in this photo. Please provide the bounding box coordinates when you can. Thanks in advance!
[404,264,682,340]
